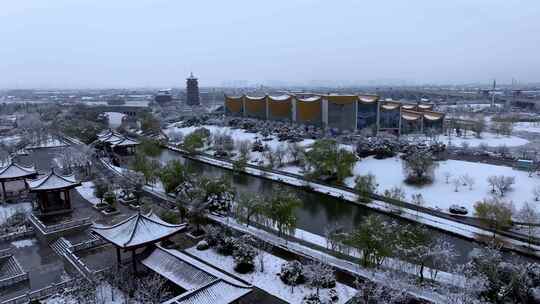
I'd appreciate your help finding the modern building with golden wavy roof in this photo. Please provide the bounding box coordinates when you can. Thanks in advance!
[224,94,445,135]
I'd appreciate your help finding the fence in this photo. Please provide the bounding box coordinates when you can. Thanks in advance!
[29,213,91,234]
[0,247,13,258]
[69,233,107,253]
[0,228,35,243]
[1,280,77,304]
[0,256,29,288]
[52,237,94,280]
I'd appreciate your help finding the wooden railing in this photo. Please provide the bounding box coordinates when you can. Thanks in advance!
[0,247,13,258]
[29,213,91,234]
[0,256,29,288]
[0,227,35,243]
[1,280,77,304]
[69,233,107,253]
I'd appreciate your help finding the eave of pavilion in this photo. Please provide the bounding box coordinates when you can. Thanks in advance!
[0,161,37,182]
[91,212,187,250]
[26,170,81,192]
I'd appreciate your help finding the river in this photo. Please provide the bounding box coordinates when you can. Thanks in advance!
[151,148,496,265]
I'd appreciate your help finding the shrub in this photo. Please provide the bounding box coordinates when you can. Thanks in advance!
[216,237,238,256]
[159,210,180,224]
[196,240,209,251]
[233,242,257,274]
[303,293,322,304]
[205,225,223,247]
[104,191,116,206]
[304,262,336,290]
[279,260,305,285]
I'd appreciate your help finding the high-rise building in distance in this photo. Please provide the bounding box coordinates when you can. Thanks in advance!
[186,73,200,106]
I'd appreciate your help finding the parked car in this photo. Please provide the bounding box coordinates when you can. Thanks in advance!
[449,204,468,215]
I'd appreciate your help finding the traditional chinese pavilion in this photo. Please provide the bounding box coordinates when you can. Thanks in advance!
[96,130,139,155]
[92,211,186,272]
[0,161,38,200]
[26,169,81,216]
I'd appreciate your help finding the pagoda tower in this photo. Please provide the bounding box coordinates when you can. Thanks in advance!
[186,72,200,106]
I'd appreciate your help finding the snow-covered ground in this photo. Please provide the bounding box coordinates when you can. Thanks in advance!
[44,282,129,304]
[0,135,21,145]
[27,138,69,149]
[186,246,356,304]
[75,181,100,205]
[11,238,36,248]
[164,124,315,165]
[344,156,539,215]
[513,121,540,134]
[105,112,126,129]
[409,132,529,148]
[0,202,32,225]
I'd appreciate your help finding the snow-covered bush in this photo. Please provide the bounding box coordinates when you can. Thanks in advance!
[205,191,234,213]
[303,293,322,304]
[279,260,305,285]
[204,225,223,247]
[232,241,258,274]
[216,236,238,256]
[304,262,336,291]
[196,240,209,251]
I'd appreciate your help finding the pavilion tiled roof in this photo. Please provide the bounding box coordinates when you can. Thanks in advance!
[145,247,252,304]
[110,137,140,147]
[27,170,80,191]
[97,129,139,146]
[0,162,36,180]
[92,212,186,249]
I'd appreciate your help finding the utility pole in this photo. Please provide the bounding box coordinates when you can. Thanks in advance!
[490,79,496,108]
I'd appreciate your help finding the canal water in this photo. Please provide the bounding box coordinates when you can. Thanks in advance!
[152,148,526,265]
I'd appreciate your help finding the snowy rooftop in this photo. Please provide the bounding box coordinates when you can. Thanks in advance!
[0,162,36,180]
[163,280,252,304]
[97,129,140,146]
[144,247,252,304]
[92,212,186,249]
[268,94,291,101]
[27,170,80,191]
[110,137,140,147]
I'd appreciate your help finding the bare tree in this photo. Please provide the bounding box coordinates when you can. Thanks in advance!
[532,185,540,202]
[487,175,498,193]
[517,202,540,248]
[492,175,515,197]
[461,174,475,190]
[452,177,461,192]
[287,142,305,165]
[443,171,452,184]
[134,273,170,303]
[237,140,251,160]
[303,261,335,296]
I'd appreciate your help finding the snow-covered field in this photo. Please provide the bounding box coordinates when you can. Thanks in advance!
[75,181,100,205]
[409,132,529,148]
[513,121,540,134]
[344,156,539,215]
[105,112,126,128]
[0,202,32,225]
[0,135,21,145]
[27,138,69,149]
[186,246,356,304]
[11,238,36,248]
[165,124,315,165]
[44,282,129,304]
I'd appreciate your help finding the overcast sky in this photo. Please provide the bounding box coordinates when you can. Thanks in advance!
[1,0,539,88]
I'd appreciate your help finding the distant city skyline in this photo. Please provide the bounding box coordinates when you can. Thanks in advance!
[1,0,539,89]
